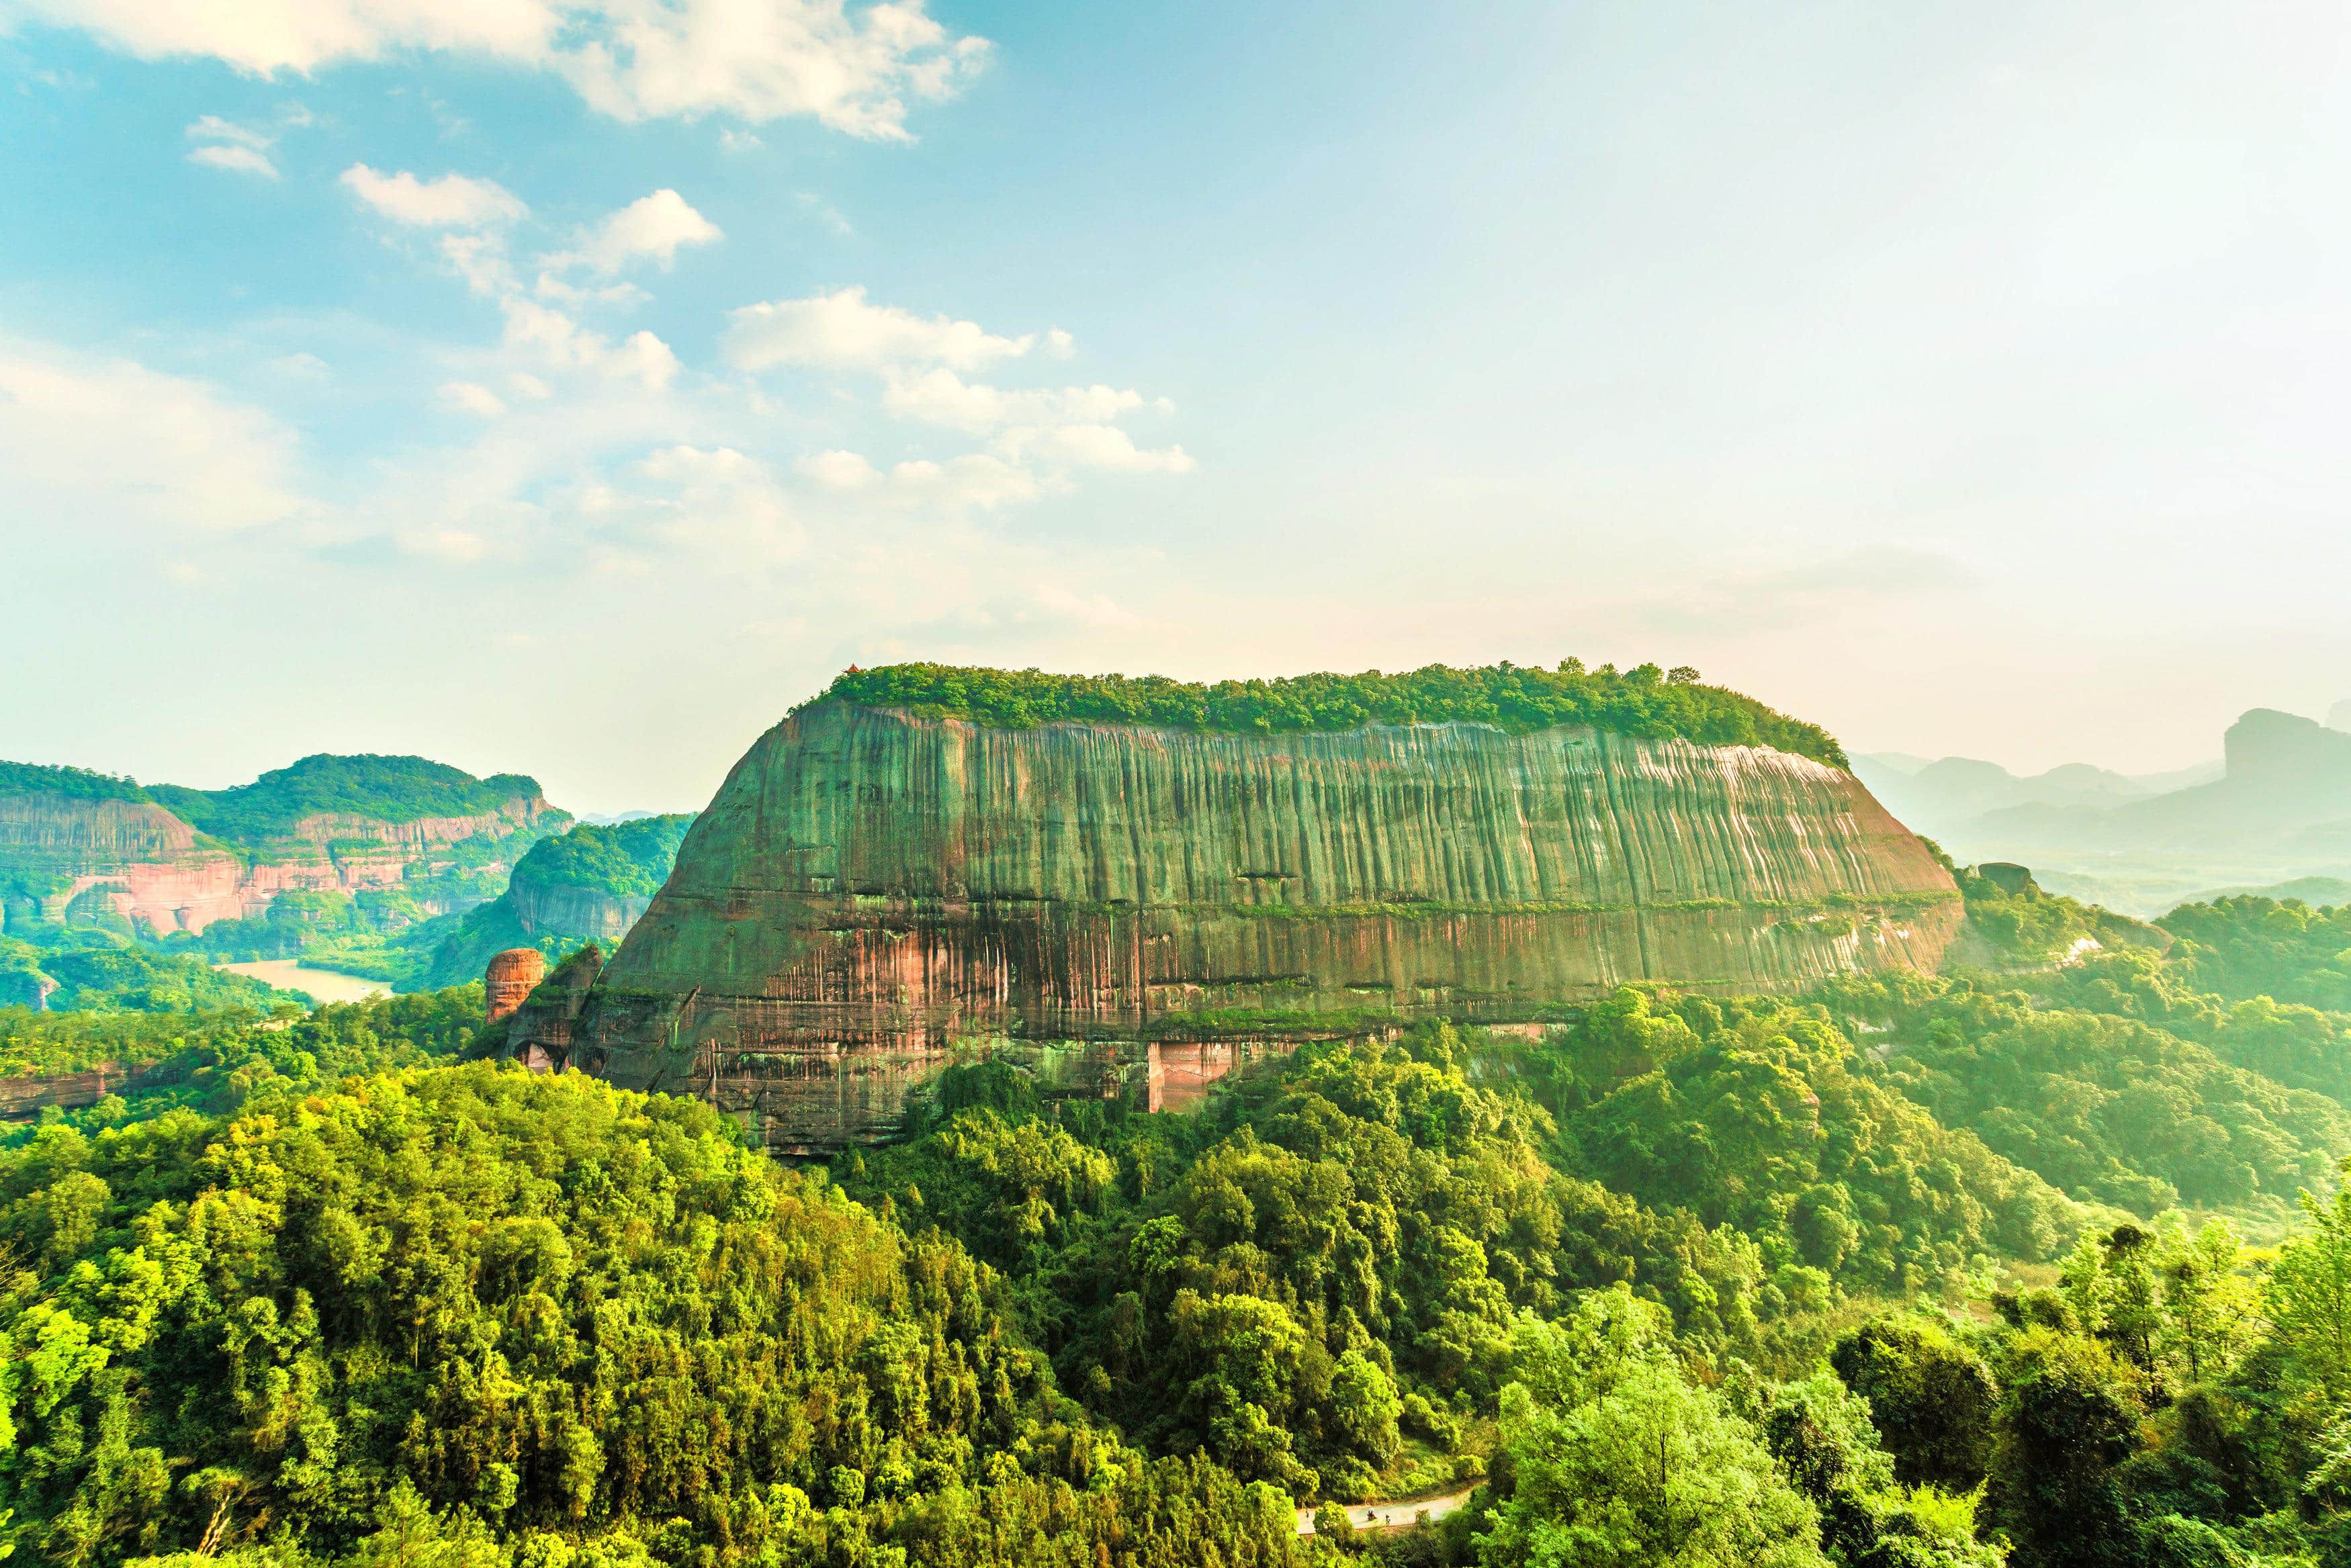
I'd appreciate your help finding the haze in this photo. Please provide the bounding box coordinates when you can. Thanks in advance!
[1,0,2344,814]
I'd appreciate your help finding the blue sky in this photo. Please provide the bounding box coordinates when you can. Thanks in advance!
[2,1,2347,812]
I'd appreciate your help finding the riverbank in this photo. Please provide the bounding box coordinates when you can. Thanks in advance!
[214,960,393,1006]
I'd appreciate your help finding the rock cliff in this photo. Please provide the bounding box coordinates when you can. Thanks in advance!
[515,697,1959,1150]
[0,758,562,936]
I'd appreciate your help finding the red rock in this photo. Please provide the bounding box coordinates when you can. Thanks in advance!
[484,948,547,1023]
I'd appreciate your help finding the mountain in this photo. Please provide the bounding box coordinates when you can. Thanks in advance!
[416,813,694,988]
[1851,751,2224,833]
[1855,713,2351,915]
[0,752,566,939]
[1980,710,2351,851]
[496,661,1959,1151]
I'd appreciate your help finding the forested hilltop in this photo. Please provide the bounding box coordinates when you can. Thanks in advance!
[813,658,1851,768]
[146,753,551,847]
[8,882,2351,1564]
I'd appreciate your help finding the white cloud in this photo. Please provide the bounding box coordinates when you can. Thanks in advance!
[0,336,305,531]
[438,379,507,416]
[341,164,527,227]
[500,299,680,388]
[556,188,721,275]
[798,448,878,490]
[189,142,279,178]
[395,526,491,561]
[723,286,1033,372]
[795,191,852,236]
[185,113,279,177]
[629,443,801,555]
[883,367,1149,434]
[797,449,1038,510]
[269,352,330,378]
[12,0,987,138]
[996,422,1196,474]
[186,113,270,148]
[719,128,760,152]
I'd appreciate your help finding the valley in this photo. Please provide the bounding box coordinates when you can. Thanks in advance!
[8,661,2351,1568]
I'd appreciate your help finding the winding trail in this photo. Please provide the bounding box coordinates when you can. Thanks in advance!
[1295,1486,1475,1536]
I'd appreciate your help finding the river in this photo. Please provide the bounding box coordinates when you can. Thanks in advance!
[214,960,394,1006]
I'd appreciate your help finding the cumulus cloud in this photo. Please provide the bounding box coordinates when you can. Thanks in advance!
[883,367,1155,434]
[995,422,1196,474]
[0,336,306,531]
[724,286,1033,372]
[553,188,721,275]
[501,300,680,388]
[437,379,507,416]
[189,142,279,177]
[185,113,279,177]
[341,164,527,226]
[795,447,1037,510]
[9,0,987,139]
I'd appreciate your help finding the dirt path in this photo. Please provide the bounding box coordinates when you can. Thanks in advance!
[1295,1486,1475,1536]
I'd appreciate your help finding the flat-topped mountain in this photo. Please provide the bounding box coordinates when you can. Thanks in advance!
[501,661,1959,1150]
[0,753,564,936]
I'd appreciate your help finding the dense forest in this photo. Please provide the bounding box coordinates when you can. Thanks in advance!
[9,890,2351,1562]
[812,660,1851,768]
[145,754,551,847]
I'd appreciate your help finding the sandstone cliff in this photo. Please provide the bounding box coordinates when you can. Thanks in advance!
[521,700,1959,1150]
[0,759,562,936]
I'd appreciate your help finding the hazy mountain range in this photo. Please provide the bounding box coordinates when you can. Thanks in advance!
[1859,704,2351,915]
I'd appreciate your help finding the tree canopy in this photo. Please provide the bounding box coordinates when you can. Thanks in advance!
[808,660,1850,768]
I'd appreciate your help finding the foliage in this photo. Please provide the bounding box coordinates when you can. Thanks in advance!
[147,755,551,847]
[0,764,152,804]
[2161,896,2351,1013]
[0,988,484,1123]
[0,935,281,1016]
[1535,988,2079,1294]
[1476,1289,1826,1568]
[811,659,1850,768]
[409,817,695,992]
[0,1064,1308,1568]
[848,1030,1777,1506]
[1818,972,2350,1216]
[508,817,693,906]
[1830,1315,2000,1493]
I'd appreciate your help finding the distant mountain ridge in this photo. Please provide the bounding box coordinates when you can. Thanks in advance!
[0,752,565,937]
[1859,705,2351,915]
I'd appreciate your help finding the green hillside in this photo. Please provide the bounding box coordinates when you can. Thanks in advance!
[16,839,2351,1562]
[414,813,695,988]
[508,811,693,903]
[0,761,152,804]
[148,752,549,845]
[815,658,1851,768]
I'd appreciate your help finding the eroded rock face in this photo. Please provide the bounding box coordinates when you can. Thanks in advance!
[0,792,556,935]
[484,948,547,1023]
[520,703,1960,1152]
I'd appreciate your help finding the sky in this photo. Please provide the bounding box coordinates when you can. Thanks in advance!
[2,0,2348,814]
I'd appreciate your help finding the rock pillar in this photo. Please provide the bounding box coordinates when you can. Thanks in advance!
[485,948,546,1024]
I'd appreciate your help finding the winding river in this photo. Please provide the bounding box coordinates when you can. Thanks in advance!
[214,960,394,1006]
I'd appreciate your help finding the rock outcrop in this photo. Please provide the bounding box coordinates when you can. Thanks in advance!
[484,948,547,1023]
[0,774,560,935]
[507,700,1959,1151]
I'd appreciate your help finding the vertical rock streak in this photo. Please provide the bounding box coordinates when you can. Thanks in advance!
[525,704,1958,1149]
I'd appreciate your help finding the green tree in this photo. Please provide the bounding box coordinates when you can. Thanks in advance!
[1478,1289,1827,1568]
[1986,1331,2142,1568]
[1830,1315,2000,1493]
[2269,1172,2351,1401]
